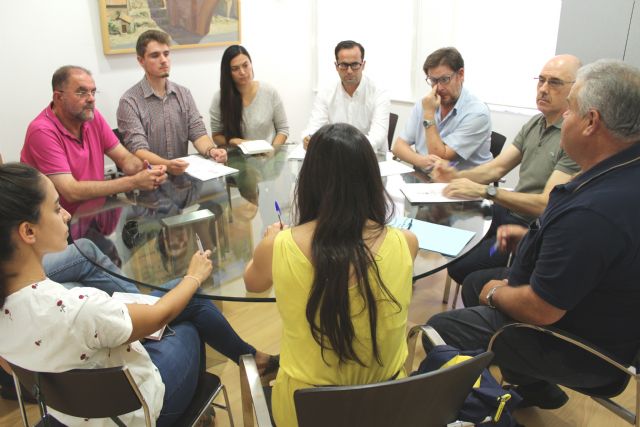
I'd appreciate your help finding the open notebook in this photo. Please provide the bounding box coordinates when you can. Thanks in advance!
[112,292,166,340]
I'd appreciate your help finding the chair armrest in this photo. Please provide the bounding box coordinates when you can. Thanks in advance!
[405,325,447,373]
[488,323,636,376]
[239,354,273,427]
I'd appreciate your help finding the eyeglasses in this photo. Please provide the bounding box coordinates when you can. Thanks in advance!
[534,76,575,90]
[336,62,363,71]
[57,89,99,98]
[426,72,457,87]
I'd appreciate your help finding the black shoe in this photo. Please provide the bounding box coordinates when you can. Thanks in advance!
[510,382,569,410]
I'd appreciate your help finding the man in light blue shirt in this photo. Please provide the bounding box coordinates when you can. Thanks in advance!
[392,47,492,170]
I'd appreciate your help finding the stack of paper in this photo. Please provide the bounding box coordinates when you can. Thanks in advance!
[238,140,274,155]
[112,292,166,340]
[287,144,306,160]
[176,155,238,181]
[390,216,476,257]
[378,160,414,177]
[400,183,482,203]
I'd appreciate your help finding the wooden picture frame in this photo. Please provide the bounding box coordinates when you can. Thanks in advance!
[99,0,241,55]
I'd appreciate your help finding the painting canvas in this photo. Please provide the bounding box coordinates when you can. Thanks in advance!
[99,0,241,55]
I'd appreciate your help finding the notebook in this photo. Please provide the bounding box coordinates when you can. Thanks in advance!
[238,140,274,155]
[391,216,476,257]
[112,292,166,340]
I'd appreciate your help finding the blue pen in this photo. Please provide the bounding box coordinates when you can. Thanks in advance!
[449,160,459,168]
[488,241,499,257]
[146,162,153,170]
[274,201,283,230]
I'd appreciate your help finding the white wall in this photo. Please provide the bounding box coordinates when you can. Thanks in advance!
[0,0,533,182]
[0,0,315,163]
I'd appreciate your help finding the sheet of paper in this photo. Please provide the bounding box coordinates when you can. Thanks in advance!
[112,292,166,340]
[400,183,482,203]
[288,144,306,160]
[391,216,476,257]
[378,160,414,177]
[176,155,239,181]
[239,139,274,155]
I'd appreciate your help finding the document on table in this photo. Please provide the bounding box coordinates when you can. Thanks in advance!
[176,155,238,181]
[238,139,274,155]
[288,143,306,160]
[378,160,414,177]
[400,183,482,203]
[112,292,166,340]
[391,216,476,257]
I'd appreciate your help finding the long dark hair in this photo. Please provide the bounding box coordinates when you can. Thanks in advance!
[219,45,252,140]
[0,163,46,307]
[295,123,399,366]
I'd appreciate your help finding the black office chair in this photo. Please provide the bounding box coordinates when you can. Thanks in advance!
[489,131,507,159]
[10,363,234,427]
[488,323,640,427]
[239,328,494,427]
[388,113,399,151]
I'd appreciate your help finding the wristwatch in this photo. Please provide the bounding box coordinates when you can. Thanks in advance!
[423,119,436,129]
[485,185,498,199]
[486,286,500,309]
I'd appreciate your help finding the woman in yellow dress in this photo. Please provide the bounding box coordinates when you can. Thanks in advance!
[244,123,418,427]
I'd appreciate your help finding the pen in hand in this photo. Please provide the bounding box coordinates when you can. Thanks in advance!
[489,241,499,257]
[274,201,283,230]
[448,160,459,168]
[195,233,204,253]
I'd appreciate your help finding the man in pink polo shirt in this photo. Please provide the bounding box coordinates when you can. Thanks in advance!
[21,65,167,214]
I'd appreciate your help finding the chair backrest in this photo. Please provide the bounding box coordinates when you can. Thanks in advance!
[10,363,149,421]
[112,128,124,143]
[388,113,399,150]
[294,351,493,427]
[490,131,507,159]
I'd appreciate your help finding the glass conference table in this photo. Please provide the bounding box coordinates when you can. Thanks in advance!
[70,144,492,302]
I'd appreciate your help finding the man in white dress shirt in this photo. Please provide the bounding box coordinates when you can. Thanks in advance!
[302,40,390,153]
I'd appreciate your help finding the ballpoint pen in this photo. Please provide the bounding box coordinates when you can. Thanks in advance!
[275,200,283,230]
[448,160,459,168]
[195,233,204,253]
[408,218,413,230]
[489,241,499,257]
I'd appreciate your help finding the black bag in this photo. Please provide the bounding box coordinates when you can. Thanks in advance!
[414,345,523,426]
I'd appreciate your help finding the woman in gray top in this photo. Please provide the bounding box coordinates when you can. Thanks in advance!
[210,45,289,147]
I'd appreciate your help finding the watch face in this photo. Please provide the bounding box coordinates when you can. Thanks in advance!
[486,186,498,198]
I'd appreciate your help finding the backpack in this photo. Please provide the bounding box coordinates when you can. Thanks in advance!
[414,345,523,426]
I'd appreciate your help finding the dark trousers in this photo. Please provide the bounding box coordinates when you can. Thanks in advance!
[448,205,529,284]
[425,306,628,392]
[461,267,509,307]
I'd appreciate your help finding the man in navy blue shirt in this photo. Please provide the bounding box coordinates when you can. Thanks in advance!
[425,59,640,410]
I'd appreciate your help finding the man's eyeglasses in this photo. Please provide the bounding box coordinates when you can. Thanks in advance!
[57,89,99,99]
[426,72,457,87]
[534,76,575,89]
[336,62,363,71]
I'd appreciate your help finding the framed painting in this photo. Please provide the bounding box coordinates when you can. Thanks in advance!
[99,0,241,55]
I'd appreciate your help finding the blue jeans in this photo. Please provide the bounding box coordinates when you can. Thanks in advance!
[144,322,202,427]
[43,239,139,294]
[147,291,257,425]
